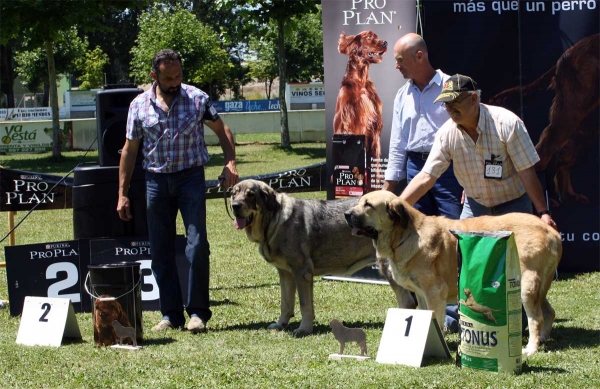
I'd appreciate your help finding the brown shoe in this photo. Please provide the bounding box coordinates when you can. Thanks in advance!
[187,317,207,333]
[151,319,174,331]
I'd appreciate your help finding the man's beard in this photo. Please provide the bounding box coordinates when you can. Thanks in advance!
[157,82,180,97]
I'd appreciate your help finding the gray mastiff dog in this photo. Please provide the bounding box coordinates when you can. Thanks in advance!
[230,179,414,336]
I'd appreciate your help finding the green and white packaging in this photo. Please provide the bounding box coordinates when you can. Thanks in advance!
[451,230,522,374]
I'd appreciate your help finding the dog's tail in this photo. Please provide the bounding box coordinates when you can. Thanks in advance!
[488,64,557,105]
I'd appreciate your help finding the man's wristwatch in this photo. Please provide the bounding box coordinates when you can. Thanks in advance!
[538,210,551,217]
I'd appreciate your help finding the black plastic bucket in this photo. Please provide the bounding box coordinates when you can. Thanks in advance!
[86,262,143,347]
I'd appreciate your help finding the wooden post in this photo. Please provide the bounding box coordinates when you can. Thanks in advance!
[0,211,16,268]
[8,211,16,246]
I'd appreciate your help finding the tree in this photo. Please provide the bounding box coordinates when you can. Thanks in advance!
[129,4,231,99]
[217,0,320,149]
[75,46,110,90]
[1,0,146,161]
[15,27,87,103]
[247,7,323,99]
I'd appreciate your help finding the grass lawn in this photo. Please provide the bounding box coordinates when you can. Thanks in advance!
[1,143,599,388]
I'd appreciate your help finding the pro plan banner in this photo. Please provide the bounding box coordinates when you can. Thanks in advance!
[323,0,416,199]
[0,168,73,212]
[4,236,188,316]
[0,162,327,212]
[422,1,599,272]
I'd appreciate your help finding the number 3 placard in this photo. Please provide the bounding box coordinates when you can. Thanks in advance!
[16,297,81,347]
[376,308,451,367]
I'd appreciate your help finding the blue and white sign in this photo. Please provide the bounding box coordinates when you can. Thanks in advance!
[213,99,280,113]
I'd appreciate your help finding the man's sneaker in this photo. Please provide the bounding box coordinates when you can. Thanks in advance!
[151,319,174,331]
[187,317,207,333]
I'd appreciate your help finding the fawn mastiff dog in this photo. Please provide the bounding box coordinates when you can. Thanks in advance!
[344,191,562,356]
[230,179,384,336]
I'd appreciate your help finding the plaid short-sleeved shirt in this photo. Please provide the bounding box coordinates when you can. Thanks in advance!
[126,83,218,173]
[422,104,539,207]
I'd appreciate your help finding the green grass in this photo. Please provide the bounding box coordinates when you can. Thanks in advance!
[1,144,599,388]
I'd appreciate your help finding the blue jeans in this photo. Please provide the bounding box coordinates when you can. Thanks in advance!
[145,166,211,327]
[407,156,462,219]
[446,193,532,333]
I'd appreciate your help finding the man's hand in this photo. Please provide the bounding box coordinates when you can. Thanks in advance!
[541,213,558,231]
[117,196,132,221]
[220,160,239,189]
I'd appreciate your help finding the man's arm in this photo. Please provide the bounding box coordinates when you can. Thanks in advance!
[399,170,437,205]
[205,118,239,188]
[517,166,557,230]
[117,138,141,221]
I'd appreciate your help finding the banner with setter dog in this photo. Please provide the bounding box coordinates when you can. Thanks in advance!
[421,1,598,272]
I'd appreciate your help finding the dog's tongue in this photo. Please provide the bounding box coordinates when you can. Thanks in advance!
[234,217,247,229]
[351,227,360,236]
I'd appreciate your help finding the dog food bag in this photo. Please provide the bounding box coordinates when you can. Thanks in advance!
[332,134,366,198]
[450,230,522,374]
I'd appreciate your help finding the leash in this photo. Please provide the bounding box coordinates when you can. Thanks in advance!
[219,175,235,221]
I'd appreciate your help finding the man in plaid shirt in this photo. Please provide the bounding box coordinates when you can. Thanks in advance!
[117,49,239,334]
[399,74,557,334]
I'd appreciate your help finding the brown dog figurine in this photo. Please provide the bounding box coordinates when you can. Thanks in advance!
[93,296,132,347]
[330,319,367,356]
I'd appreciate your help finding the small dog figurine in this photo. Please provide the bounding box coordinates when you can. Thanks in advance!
[330,319,367,356]
[112,320,138,347]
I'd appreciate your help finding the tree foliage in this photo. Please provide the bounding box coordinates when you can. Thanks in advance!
[1,0,146,160]
[15,27,87,95]
[216,0,320,148]
[130,4,231,97]
[75,46,110,90]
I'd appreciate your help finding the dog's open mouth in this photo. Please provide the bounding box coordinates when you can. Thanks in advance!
[234,214,253,229]
[369,51,385,58]
[351,226,378,240]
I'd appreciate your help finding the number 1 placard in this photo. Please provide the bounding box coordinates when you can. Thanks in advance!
[16,297,81,347]
[376,308,451,367]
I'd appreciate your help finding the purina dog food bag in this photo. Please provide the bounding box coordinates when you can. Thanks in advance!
[451,230,522,374]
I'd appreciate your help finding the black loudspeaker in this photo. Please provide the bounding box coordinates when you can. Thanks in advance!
[97,88,143,167]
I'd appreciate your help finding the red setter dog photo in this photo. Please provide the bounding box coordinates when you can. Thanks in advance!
[490,34,599,206]
[93,296,133,347]
[333,30,388,162]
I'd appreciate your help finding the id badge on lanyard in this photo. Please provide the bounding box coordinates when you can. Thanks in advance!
[484,154,502,179]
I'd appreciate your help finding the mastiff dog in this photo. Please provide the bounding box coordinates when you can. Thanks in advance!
[344,190,562,356]
[230,179,414,336]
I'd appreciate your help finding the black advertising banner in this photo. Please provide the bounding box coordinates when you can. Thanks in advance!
[422,0,599,272]
[323,0,416,199]
[0,163,327,213]
[5,240,82,316]
[4,236,188,316]
[85,236,189,312]
[0,168,73,212]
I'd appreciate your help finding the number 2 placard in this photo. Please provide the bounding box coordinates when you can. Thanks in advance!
[376,308,451,367]
[16,297,81,347]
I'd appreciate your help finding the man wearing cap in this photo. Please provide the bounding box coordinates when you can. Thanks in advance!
[400,73,557,230]
[383,33,463,220]
[401,74,557,334]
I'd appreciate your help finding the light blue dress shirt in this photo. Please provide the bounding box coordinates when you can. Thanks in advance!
[384,70,451,182]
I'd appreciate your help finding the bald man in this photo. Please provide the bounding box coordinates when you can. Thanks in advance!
[382,33,463,333]
[383,33,463,219]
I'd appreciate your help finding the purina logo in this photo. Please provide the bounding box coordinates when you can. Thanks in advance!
[45,243,70,249]
[20,175,42,180]
[334,165,350,170]
[131,241,150,247]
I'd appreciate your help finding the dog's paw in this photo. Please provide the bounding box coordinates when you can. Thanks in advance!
[267,322,286,331]
[292,327,312,337]
[522,346,537,357]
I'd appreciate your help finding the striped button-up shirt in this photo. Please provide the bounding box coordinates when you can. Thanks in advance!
[423,104,539,207]
[126,83,215,173]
